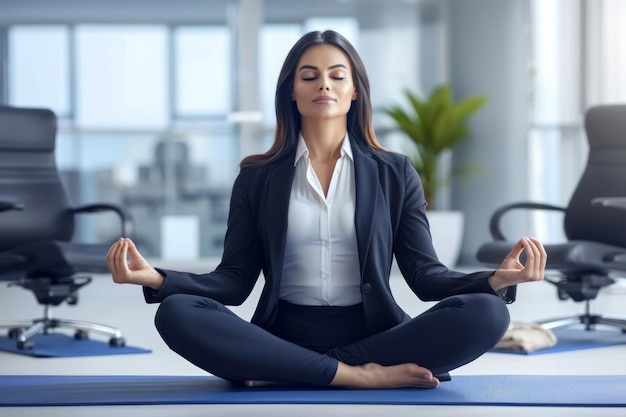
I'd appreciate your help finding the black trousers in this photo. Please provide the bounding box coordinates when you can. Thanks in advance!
[154,293,510,386]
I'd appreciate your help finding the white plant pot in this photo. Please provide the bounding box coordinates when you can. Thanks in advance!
[426,210,464,268]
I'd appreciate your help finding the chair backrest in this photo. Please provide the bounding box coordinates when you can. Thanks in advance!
[0,106,74,251]
[564,104,626,247]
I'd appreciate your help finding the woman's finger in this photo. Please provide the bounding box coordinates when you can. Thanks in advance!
[110,239,130,282]
[531,237,547,268]
[523,237,543,281]
[119,239,129,275]
[126,238,143,262]
[106,238,123,277]
[523,237,537,277]
[530,237,547,280]
[507,238,526,261]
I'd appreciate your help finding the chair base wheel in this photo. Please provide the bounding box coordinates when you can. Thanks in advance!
[17,340,34,350]
[109,337,126,347]
[74,330,89,340]
[8,328,23,339]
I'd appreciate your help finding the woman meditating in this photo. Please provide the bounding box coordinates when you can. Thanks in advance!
[107,30,546,389]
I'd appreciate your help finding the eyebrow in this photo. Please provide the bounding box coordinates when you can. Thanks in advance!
[298,64,347,72]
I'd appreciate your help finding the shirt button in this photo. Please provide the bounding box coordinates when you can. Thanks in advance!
[323,241,330,247]
[361,283,372,294]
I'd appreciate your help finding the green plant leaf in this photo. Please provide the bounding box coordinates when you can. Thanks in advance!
[382,84,489,208]
[454,95,489,122]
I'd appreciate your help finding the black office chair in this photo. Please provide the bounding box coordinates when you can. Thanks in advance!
[477,104,626,332]
[0,105,132,349]
[0,203,28,278]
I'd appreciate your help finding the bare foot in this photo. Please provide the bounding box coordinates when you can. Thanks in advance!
[245,362,439,389]
[331,362,440,389]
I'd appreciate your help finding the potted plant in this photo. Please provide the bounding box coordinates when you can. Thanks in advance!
[384,84,488,209]
[384,84,488,265]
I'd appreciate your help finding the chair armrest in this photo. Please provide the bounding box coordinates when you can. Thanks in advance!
[70,203,133,237]
[0,201,25,212]
[591,197,626,211]
[489,202,566,241]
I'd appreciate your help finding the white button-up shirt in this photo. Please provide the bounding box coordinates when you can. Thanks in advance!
[280,133,362,306]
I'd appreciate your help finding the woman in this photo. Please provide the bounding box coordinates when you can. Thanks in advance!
[107,30,546,389]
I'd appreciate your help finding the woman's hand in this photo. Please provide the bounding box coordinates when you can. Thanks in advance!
[489,237,547,292]
[106,237,164,290]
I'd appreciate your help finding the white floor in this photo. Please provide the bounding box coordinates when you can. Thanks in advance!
[1,259,626,417]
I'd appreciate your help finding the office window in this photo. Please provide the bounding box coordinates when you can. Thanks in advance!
[528,0,582,242]
[75,25,169,129]
[174,26,231,116]
[531,0,581,126]
[8,25,70,117]
[526,0,626,241]
[259,24,303,127]
[593,0,626,104]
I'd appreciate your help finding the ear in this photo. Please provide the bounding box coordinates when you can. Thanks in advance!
[291,91,296,101]
[352,89,358,101]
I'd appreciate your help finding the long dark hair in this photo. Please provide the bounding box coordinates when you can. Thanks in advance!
[240,30,384,167]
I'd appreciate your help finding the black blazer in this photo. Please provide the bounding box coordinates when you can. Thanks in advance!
[145,138,503,334]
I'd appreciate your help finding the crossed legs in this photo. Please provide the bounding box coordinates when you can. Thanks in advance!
[154,293,509,388]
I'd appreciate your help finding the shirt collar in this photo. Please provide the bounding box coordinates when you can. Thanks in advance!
[294,132,353,167]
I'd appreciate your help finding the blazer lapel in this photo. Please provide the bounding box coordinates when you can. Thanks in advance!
[265,156,295,284]
[352,145,378,277]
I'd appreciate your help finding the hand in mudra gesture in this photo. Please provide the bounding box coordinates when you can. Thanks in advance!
[106,237,164,289]
[489,237,547,292]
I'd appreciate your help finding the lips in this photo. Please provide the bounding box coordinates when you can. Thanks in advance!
[313,95,336,103]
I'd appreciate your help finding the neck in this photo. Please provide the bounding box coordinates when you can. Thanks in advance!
[300,118,347,162]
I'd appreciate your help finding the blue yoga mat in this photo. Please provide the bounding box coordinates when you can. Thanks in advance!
[492,328,626,355]
[0,333,151,357]
[0,374,625,407]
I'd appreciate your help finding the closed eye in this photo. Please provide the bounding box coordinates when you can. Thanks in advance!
[300,76,346,81]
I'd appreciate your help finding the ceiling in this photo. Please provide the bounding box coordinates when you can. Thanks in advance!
[0,0,423,24]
